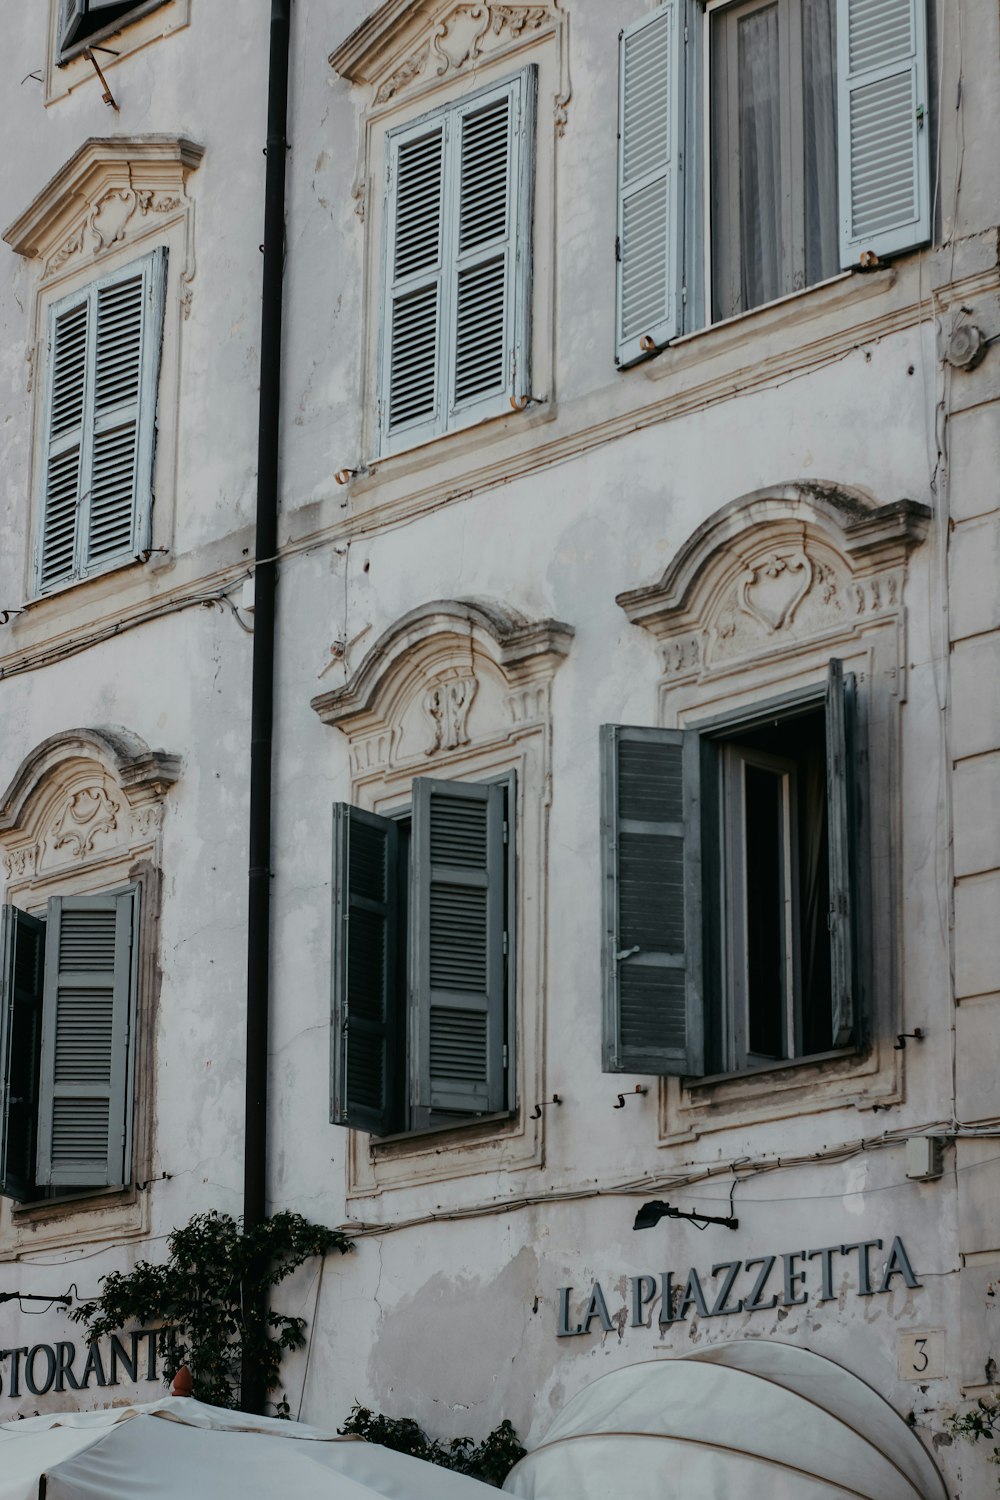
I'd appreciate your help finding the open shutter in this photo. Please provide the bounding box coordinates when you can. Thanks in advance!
[38,290,88,592]
[837,0,930,265]
[0,908,46,1201]
[826,660,859,1046]
[601,725,703,1075]
[616,3,684,366]
[381,116,448,451]
[37,249,165,595]
[410,780,506,1126]
[331,804,402,1136]
[60,0,88,48]
[449,71,534,416]
[35,890,137,1188]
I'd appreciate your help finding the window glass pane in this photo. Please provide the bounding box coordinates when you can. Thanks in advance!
[738,4,784,311]
[744,763,787,1057]
[802,0,839,285]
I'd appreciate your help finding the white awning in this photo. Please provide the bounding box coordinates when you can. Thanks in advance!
[0,1397,500,1500]
[503,1341,947,1500]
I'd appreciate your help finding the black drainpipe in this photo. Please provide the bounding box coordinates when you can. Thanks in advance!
[242,0,290,1416]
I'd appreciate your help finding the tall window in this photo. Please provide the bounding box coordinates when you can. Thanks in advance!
[378,71,535,456]
[601,662,860,1078]
[615,0,931,360]
[36,249,165,596]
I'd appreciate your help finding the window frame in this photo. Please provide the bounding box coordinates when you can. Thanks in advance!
[602,664,863,1085]
[376,67,536,459]
[332,769,517,1142]
[58,0,171,63]
[34,246,166,599]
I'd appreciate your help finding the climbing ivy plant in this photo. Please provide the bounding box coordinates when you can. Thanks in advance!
[340,1405,525,1488]
[948,1397,1000,1486]
[71,1211,352,1410]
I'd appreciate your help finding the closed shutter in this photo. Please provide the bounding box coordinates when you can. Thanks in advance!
[37,248,165,595]
[616,3,684,366]
[331,804,402,1136]
[380,70,534,455]
[410,779,507,1126]
[0,907,46,1202]
[826,659,860,1046]
[837,0,930,265]
[35,890,138,1188]
[601,725,704,1075]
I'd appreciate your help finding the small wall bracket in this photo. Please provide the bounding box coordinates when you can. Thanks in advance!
[613,1084,648,1110]
[894,1028,925,1051]
[530,1094,562,1120]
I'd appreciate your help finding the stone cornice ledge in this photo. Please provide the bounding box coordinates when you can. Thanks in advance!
[311,598,574,727]
[0,726,180,832]
[616,483,932,632]
[4,136,205,260]
[330,1,439,79]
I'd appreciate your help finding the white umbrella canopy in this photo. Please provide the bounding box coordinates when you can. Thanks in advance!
[0,1397,504,1500]
[503,1341,949,1500]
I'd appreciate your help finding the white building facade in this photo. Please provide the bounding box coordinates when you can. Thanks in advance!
[1,0,998,1493]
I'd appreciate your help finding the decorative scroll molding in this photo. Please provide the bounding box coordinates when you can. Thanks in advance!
[332,0,571,133]
[0,727,180,837]
[3,136,204,286]
[616,483,929,685]
[312,599,572,775]
[51,786,121,858]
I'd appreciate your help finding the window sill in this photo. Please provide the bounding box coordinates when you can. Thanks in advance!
[357,399,556,494]
[371,1111,516,1158]
[688,1045,860,1092]
[11,1183,134,1222]
[642,266,897,382]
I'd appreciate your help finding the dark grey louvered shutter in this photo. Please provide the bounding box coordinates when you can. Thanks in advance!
[837,0,930,265]
[35,890,137,1188]
[410,780,506,1126]
[39,291,88,592]
[0,907,46,1202]
[331,804,402,1136]
[382,118,447,448]
[601,725,703,1075]
[616,3,683,366]
[826,659,860,1046]
[60,0,88,48]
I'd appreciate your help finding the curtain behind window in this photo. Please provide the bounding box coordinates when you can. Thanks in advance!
[738,3,783,310]
[802,0,839,286]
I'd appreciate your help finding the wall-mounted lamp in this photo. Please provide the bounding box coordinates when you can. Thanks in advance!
[632,1200,739,1232]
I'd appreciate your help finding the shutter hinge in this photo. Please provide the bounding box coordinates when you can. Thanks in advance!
[916,104,926,129]
[681,284,688,304]
[615,235,621,263]
[502,930,509,956]
[503,1043,509,1068]
[502,819,509,845]
[684,24,689,42]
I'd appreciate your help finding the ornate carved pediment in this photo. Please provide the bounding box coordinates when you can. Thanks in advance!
[3,136,204,283]
[0,727,179,884]
[312,599,573,774]
[331,0,570,127]
[617,483,930,684]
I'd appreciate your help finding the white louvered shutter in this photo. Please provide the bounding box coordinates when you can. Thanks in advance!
[616,4,683,366]
[380,70,534,455]
[0,907,46,1202]
[35,890,138,1188]
[410,780,507,1127]
[601,726,704,1075]
[37,248,165,595]
[837,0,930,265]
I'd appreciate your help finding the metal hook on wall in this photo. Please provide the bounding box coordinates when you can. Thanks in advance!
[613,1085,648,1110]
[894,1028,925,1050]
[530,1094,562,1120]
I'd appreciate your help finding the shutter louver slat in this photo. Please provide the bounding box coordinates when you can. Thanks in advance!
[601,726,704,1076]
[331,805,401,1136]
[617,4,683,365]
[387,126,445,436]
[389,284,441,428]
[452,95,513,409]
[838,0,930,264]
[454,257,507,402]
[35,892,136,1188]
[412,780,506,1123]
[0,907,46,1202]
[40,300,88,591]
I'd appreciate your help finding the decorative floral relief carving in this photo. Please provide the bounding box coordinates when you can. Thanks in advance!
[375,44,430,102]
[47,228,86,274]
[2,846,36,882]
[737,549,813,631]
[423,676,478,754]
[428,2,551,78]
[137,190,182,215]
[50,786,121,859]
[89,189,138,251]
[128,804,162,842]
[507,683,549,725]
